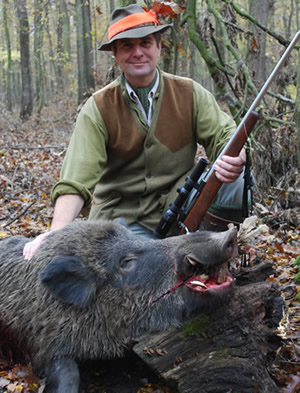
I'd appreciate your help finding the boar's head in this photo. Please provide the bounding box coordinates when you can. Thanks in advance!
[39,221,236,314]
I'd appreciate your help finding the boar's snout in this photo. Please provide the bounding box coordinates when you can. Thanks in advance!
[222,226,238,260]
[171,227,238,295]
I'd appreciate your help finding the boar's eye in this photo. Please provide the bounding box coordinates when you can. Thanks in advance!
[120,255,138,273]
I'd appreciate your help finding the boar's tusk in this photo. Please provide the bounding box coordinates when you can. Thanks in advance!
[215,263,229,284]
[187,256,198,266]
[189,280,207,288]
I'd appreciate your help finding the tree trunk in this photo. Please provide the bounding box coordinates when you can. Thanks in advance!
[83,0,95,91]
[14,0,33,119]
[60,0,71,62]
[34,0,44,115]
[44,0,59,99]
[296,49,300,171]
[3,0,12,111]
[246,0,271,88]
[57,0,64,90]
[120,0,136,6]
[109,0,115,14]
[76,0,95,104]
[57,0,71,92]
[295,0,300,169]
[134,263,283,393]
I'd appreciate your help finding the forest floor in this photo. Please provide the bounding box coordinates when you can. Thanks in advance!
[0,102,299,393]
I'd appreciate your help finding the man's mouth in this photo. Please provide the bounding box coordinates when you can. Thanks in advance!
[130,61,148,66]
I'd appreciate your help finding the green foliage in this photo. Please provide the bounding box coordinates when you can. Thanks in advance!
[293,257,300,287]
[292,256,300,267]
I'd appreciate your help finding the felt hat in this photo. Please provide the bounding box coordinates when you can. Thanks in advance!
[99,4,172,51]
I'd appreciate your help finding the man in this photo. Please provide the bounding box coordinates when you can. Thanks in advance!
[24,4,247,260]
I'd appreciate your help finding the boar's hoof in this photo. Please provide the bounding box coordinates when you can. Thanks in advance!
[45,358,80,393]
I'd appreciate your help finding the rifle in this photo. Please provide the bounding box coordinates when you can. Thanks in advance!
[155,30,300,238]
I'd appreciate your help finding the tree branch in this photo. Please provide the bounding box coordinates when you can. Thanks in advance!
[3,200,37,228]
[223,0,291,47]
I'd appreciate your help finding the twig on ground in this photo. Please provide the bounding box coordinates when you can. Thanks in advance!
[3,200,37,228]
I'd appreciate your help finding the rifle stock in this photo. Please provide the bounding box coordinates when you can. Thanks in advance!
[182,111,260,233]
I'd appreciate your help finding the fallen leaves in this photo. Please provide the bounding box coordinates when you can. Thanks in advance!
[143,347,168,356]
[0,104,299,392]
[0,363,45,393]
[137,383,171,393]
[0,105,73,239]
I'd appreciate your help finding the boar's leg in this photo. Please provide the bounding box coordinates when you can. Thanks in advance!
[45,358,80,393]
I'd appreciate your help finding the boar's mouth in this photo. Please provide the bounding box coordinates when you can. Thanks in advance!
[182,256,233,294]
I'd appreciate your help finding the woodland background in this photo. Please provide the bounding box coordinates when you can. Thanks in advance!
[0,0,299,392]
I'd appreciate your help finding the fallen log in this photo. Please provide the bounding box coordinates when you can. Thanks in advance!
[133,267,283,393]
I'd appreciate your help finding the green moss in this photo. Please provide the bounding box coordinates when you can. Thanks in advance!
[180,314,210,339]
[292,256,300,267]
[295,292,300,303]
[295,271,300,285]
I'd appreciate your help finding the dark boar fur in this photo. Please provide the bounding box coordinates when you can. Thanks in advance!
[0,220,236,393]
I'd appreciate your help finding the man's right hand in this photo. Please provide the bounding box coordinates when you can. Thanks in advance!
[23,232,51,261]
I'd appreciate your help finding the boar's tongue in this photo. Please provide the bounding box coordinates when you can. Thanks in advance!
[184,262,232,294]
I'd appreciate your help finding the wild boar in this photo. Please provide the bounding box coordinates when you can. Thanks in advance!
[0,220,236,393]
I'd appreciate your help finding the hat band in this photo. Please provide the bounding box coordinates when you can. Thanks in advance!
[108,11,160,40]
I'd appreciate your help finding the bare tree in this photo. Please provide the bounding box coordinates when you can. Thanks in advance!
[246,0,273,87]
[14,0,33,119]
[34,0,44,115]
[76,0,95,104]
[3,0,12,111]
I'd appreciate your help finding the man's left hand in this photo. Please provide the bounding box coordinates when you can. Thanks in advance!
[214,149,246,183]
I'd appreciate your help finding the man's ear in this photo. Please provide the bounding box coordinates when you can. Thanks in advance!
[40,256,96,308]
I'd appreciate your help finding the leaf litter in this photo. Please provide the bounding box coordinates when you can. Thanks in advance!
[0,103,299,392]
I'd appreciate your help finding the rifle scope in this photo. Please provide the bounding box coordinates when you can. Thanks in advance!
[154,158,208,238]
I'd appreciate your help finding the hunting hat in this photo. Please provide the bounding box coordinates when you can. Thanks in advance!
[99,4,172,51]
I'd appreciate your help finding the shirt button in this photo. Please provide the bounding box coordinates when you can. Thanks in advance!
[145,142,152,148]
[146,172,152,178]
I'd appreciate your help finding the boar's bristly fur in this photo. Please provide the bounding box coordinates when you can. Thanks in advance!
[0,220,236,393]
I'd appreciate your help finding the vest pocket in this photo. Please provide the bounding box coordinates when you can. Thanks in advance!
[89,191,122,220]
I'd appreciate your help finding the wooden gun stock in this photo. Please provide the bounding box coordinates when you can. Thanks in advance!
[182,111,260,233]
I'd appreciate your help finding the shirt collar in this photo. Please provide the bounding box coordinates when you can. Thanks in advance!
[124,69,160,101]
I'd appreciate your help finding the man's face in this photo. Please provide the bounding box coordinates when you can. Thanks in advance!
[112,34,161,87]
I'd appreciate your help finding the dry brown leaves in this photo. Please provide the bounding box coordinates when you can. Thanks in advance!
[0,103,299,392]
[238,216,299,392]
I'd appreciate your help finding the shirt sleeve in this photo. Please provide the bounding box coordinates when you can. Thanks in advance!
[51,96,108,206]
[192,81,236,162]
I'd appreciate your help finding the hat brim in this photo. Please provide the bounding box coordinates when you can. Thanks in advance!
[98,24,172,51]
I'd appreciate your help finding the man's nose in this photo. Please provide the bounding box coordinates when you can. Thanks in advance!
[132,45,143,56]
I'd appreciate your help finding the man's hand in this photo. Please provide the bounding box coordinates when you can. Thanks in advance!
[23,194,85,261]
[214,149,246,183]
[23,232,51,261]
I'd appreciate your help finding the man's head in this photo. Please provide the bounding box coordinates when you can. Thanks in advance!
[99,5,172,87]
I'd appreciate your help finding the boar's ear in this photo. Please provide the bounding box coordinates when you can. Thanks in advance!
[40,256,96,308]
